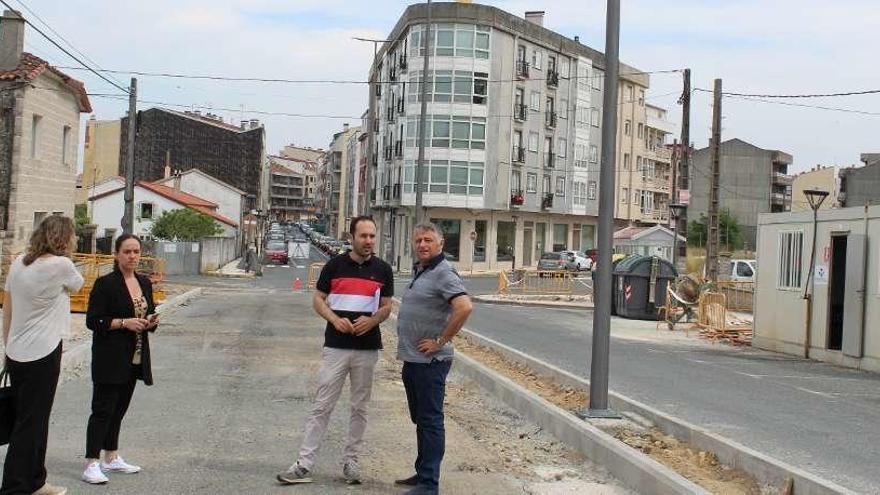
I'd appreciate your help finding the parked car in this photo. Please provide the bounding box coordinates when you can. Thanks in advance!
[728,259,757,282]
[584,249,599,266]
[264,240,289,265]
[537,252,575,274]
[562,250,593,271]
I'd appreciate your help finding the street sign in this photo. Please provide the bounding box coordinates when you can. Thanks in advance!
[289,241,310,260]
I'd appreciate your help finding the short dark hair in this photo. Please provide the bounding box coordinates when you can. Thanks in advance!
[349,215,376,236]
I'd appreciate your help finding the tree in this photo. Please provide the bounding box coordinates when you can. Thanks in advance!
[74,204,90,229]
[150,208,223,241]
[687,210,744,251]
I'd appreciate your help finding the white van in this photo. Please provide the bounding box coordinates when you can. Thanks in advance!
[729,259,757,282]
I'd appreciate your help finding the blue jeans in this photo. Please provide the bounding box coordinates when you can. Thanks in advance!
[402,359,452,492]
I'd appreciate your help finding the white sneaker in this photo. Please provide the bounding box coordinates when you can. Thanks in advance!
[82,462,109,484]
[101,456,142,474]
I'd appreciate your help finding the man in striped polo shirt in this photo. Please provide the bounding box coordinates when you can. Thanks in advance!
[277,216,393,486]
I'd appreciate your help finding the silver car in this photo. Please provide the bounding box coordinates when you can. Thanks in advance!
[537,252,575,273]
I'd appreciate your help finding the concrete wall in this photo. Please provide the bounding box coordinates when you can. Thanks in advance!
[840,162,880,208]
[2,73,82,278]
[199,236,240,272]
[691,139,779,248]
[78,119,121,203]
[754,206,880,372]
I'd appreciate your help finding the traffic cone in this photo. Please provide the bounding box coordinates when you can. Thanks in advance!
[293,277,302,291]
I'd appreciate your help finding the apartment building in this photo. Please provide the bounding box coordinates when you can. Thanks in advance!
[77,116,121,203]
[279,144,321,205]
[0,10,91,281]
[366,3,656,270]
[791,165,841,213]
[690,138,793,249]
[316,123,360,237]
[267,155,316,221]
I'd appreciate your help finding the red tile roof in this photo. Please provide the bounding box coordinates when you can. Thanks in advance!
[138,181,217,208]
[0,52,92,112]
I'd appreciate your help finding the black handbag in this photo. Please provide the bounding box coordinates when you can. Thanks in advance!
[0,365,13,445]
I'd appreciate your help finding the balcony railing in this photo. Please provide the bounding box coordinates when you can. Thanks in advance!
[773,172,793,186]
[394,141,403,158]
[512,146,525,163]
[399,55,408,71]
[545,111,557,128]
[514,103,528,121]
[516,60,530,79]
[546,70,559,87]
[383,146,393,161]
[382,185,391,201]
[544,153,554,168]
[542,193,553,209]
[511,190,524,206]
[389,68,397,81]
[771,192,788,204]
[393,183,401,199]
[396,97,405,115]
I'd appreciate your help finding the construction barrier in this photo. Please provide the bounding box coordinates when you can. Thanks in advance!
[714,280,755,313]
[307,262,326,290]
[497,270,574,295]
[696,291,752,345]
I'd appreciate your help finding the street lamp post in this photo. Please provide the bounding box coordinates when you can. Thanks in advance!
[802,188,829,358]
[669,203,686,267]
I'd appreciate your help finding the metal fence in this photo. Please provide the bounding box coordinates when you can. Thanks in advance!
[715,281,755,313]
[498,270,576,295]
[153,241,202,275]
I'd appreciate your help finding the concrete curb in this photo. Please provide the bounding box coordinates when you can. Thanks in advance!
[461,328,856,495]
[203,270,256,279]
[473,295,593,310]
[452,352,709,495]
[156,287,203,315]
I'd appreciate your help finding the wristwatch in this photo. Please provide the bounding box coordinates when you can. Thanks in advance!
[435,336,447,346]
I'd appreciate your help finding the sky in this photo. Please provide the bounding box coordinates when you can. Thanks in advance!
[18,0,880,174]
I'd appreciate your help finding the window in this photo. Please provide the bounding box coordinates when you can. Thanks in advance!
[546,96,555,114]
[622,187,628,203]
[559,58,570,78]
[532,49,542,70]
[511,170,522,192]
[515,87,525,108]
[33,211,47,229]
[624,119,631,136]
[777,231,804,289]
[637,123,644,139]
[473,72,488,104]
[431,218,461,260]
[588,181,597,200]
[577,65,589,89]
[517,44,527,63]
[544,137,552,161]
[591,108,600,127]
[530,91,541,111]
[474,220,487,261]
[576,106,589,130]
[62,125,71,165]
[553,224,568,251]
[139,202,154,219]
[436,27,455,56]
[403,159,484,195]
[639,89,645,106]
[526,173,537,192]
[589,144,599,163]
[528,132,539,152]
[573,181,586,205]
[574,143,587,168]
[542,175,551,195]
[409,70,488,105]
[558,99,568,119]
[405,114,486,150]
[31,115,41,158]
[513,130,523,148]
[547,54,556,73]
[497,221,516,261]
[557,138,567,158]
[592,69,603,90]
[555,176,565,196]
[627,85,634,102]
[623,153,630,169]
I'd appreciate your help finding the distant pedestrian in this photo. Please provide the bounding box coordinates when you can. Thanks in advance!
[1,215,83,495]
[277,216,393,486]
[394,222,473,495]
[82,234,159,485]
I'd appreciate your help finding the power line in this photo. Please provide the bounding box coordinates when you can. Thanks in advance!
[58,65,683,86]
[714,88,880,99]
[723,94,880,117]
[12,0,127,88]
[0,0,129,94]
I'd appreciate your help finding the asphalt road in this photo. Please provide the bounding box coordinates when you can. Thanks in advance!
[463,303,880,493]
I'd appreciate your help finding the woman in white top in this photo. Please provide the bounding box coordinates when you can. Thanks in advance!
[1,215,83,495]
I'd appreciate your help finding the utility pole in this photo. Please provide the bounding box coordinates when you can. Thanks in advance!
[414,0,432,226]
[706,78,722,282]
[586,0,620,418]
[122,77,137,234]
[675,68,690,265]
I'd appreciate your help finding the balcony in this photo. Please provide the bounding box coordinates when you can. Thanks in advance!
[512,146,525,163]
[544,153,554,168]
[393,182,401,199]
[510,190,524,207]
[389,67,397,82]
[396,97,405,115]
[394,140,403,158]
[647,146,672,162]
[545,111,557,129]
[542,193,553,209]
[773,172,793,186]
[399,55,408,71]
[514,103,528,121]
[386,106,396,123]
[382,185,391,201]
[383,145,393,161]
[771,192,788,205]
[546,70,559,88]
[516,60,530,79]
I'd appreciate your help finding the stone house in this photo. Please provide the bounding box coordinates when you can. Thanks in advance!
[0,10,91,282]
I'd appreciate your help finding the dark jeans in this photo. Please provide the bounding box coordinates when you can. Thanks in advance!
[402,359,452,493]
[85,368,139,459]
[1,343,62,495]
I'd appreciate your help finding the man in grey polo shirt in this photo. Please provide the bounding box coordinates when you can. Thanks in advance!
[394,222,473,495]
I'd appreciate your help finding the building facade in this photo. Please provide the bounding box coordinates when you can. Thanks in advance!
[0,10,91,281]
[267,155,316,221]
[280,144,322,201]
[690,138,792,249]
[78,116,121,203]
[839,154,880,208]
[119,108,266,212]
[791,165,841,213]
[366,3,658,271]
[316,124,360,237]
[153,168,245,227]
[754,206,880,373]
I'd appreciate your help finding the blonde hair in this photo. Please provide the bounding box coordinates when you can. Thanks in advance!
[23,215,76,266]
